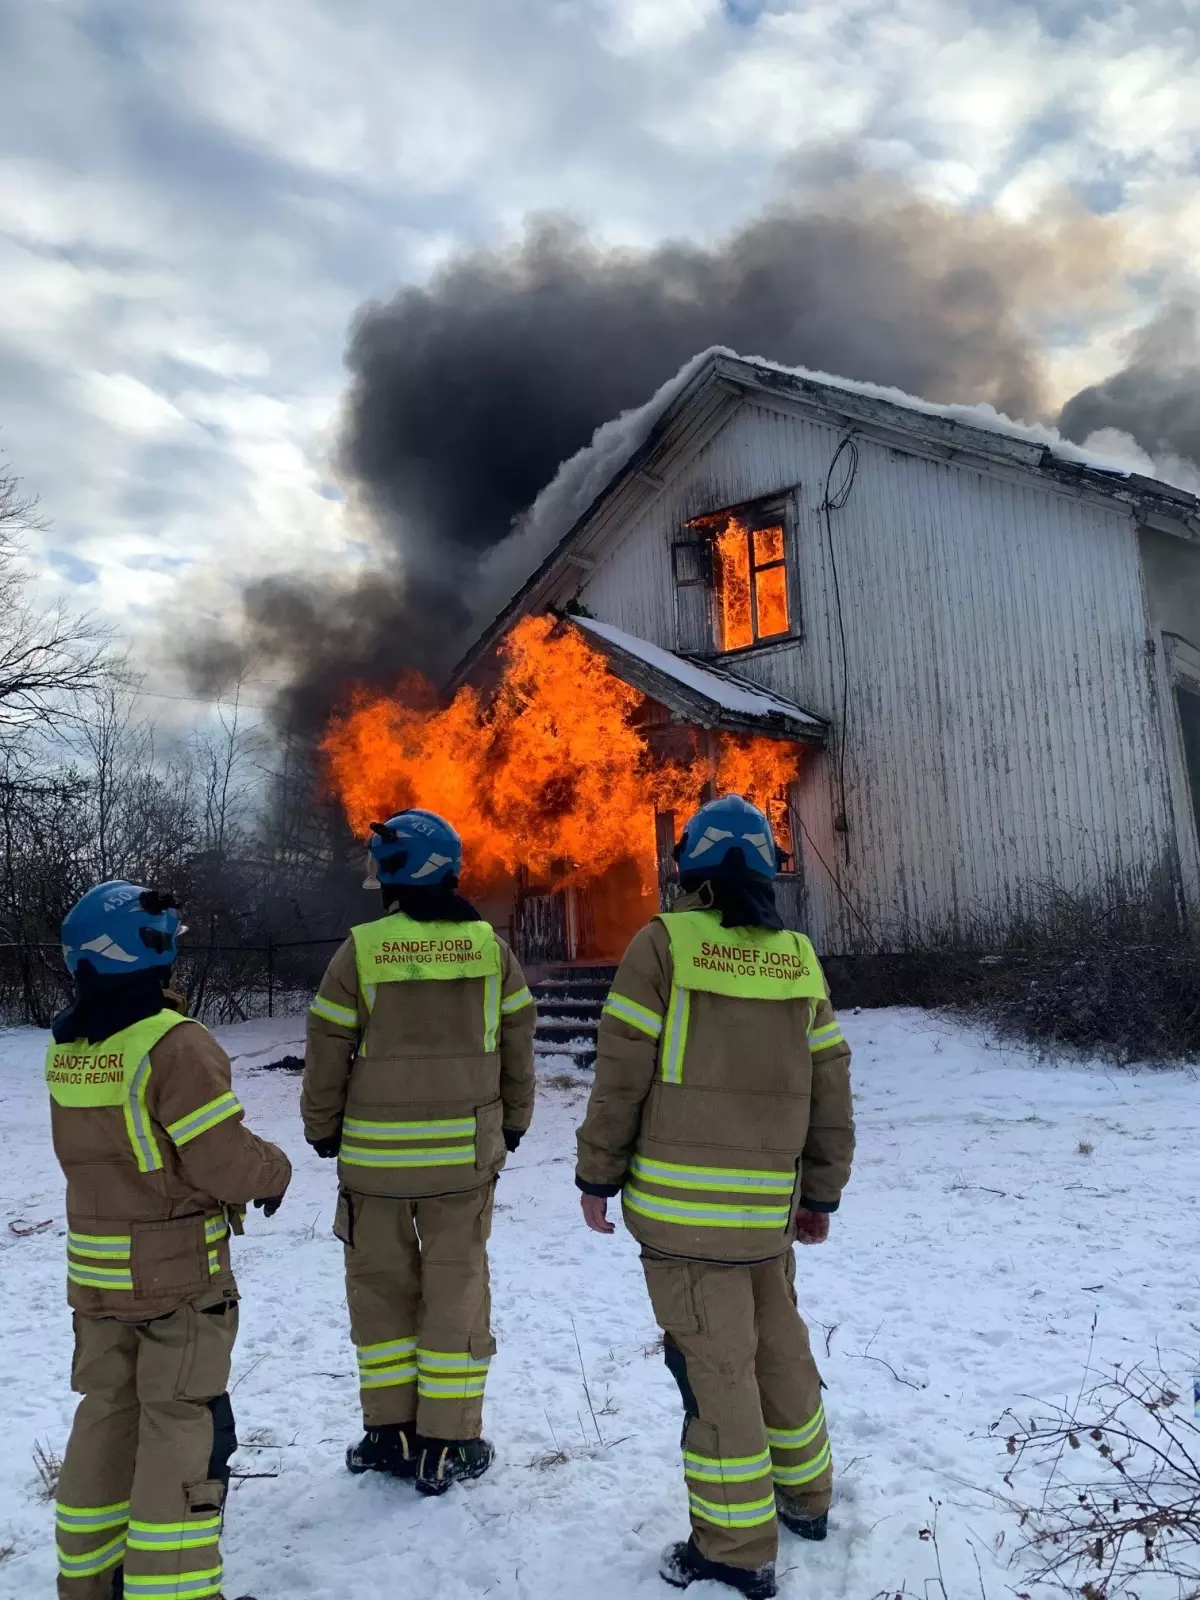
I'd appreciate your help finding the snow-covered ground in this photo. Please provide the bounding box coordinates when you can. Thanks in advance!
[2,1011,1197,1600]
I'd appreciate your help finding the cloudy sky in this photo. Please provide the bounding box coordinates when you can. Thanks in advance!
[1,0,1198,686]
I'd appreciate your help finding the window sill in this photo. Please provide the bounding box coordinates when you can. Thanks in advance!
[698,633,803,664]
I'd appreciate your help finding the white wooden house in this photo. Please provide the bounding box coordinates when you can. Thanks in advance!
[456,351,1200,962]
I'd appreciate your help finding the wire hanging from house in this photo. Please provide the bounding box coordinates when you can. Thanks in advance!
[797,818,882,952]
[821,432,859,863]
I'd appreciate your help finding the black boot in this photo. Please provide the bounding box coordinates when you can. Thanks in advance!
[775,1498,828,1541]
[345,1422,419,1477]
[414,1436,495,1496]
[659,1539,777,1598]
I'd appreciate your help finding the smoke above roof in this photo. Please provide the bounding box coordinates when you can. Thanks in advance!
[180,171,1196,731]
[1058,298,1200,469]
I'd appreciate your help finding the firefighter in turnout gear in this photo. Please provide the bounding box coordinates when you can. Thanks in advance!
[46,882,292,1600]
[576,796,855,1600]
[303,809,537,1495]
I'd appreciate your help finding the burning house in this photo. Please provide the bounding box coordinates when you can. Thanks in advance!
[325,350,1200,1011]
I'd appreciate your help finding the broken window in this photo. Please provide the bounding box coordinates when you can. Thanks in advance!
[676,505,793,654]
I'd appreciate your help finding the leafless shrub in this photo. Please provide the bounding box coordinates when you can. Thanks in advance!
[0,459,111,738]
[0,1537,14,1562]
[869,1501,989,1598]
[0,674,361,1026]
[826,880,1200,1065]
[994,1360,1200,1598]
[1078,1139,1096,1156]
[32,1439,61,1502]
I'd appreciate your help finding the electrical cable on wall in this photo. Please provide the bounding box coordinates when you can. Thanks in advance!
[821,432,859,863]
[798,817,882,952]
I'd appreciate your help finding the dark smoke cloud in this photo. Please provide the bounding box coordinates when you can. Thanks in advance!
[1058,299,1200,466]
[186,172,1143,730]
[182,569,471,735]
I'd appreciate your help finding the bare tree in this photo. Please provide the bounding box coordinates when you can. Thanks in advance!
[0,457,110,735]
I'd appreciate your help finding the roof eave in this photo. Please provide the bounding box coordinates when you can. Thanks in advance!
[451,352,1200,694]
[574,622,828,747]
[448,353,735,690]
[720,357,1200,532]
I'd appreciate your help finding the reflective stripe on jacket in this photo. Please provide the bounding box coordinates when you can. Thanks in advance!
[46,1008,292,1320]
[577,903,855,1263]
[302,912,537,1200]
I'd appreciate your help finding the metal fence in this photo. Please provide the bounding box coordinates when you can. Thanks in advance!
[0,936,346,1028]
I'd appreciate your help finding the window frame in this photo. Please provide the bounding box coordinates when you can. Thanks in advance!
[743,523,790,646]
[678,493,802,659]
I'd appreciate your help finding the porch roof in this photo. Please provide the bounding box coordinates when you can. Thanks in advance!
[569,616,828,745]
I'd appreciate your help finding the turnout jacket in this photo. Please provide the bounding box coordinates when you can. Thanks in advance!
[576,897,855,1263]
[46,1006,292,1322]
[302,911,537,1200]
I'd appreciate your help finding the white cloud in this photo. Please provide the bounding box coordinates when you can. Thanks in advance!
[597,0,723,54]
[76,372,190,439]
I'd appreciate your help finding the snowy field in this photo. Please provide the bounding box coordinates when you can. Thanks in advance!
[1,1011,1197,1600]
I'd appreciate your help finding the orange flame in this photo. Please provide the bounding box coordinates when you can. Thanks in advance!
[322,614,800,895]
[708,516,790,650]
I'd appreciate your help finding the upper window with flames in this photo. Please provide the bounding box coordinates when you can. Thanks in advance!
[673,503,795,656]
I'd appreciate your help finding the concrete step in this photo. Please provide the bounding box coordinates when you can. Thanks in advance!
[536,1018,600,1040]
[533,979,612,995]
[535,1037,597,1068]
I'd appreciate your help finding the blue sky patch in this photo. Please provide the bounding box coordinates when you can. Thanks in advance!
[722,0,767,22]
[48,548,100,585]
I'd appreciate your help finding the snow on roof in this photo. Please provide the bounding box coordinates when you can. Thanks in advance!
[725,351,1198,484]
[472,349,719,623]
[572,615,826,731]
[481,347,1199,600]
[463,344,1200,684]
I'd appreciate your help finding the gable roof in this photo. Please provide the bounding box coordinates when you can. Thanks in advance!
[569,616,827,745]
[453,348,1200,687]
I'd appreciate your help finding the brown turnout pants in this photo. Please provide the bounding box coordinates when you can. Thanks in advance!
[642,1248,832,1572]
[339,1184,496,1441]
[55,1300,238,1600]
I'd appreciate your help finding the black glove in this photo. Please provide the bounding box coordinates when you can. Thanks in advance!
[309,1135,341,1159]
[253,1195,284,1218]
[503,1128,523,1153]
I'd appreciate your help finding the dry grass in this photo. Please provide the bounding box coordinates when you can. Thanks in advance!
[542,1072,588,1090]
[829,884,1200,1065]
[528,1447,571,1471]
[1077,1139,1096,1156]
[32,1439,61,1503]
[0,1539,15,1563]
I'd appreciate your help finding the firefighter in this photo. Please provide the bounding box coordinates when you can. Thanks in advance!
[303,809,537,1495]
[46,882,292,1600]
[575,796,855,1599]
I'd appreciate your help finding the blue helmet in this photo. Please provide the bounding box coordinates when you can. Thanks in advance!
[61,881,183,976]
[369,809,463,887]
[676,795,779,881]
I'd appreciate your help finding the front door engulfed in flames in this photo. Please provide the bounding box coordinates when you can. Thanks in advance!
[514,813,680,968]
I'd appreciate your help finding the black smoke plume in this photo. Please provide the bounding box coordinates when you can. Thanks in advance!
[185,173,1160,730]
[1058,298,1200,466]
